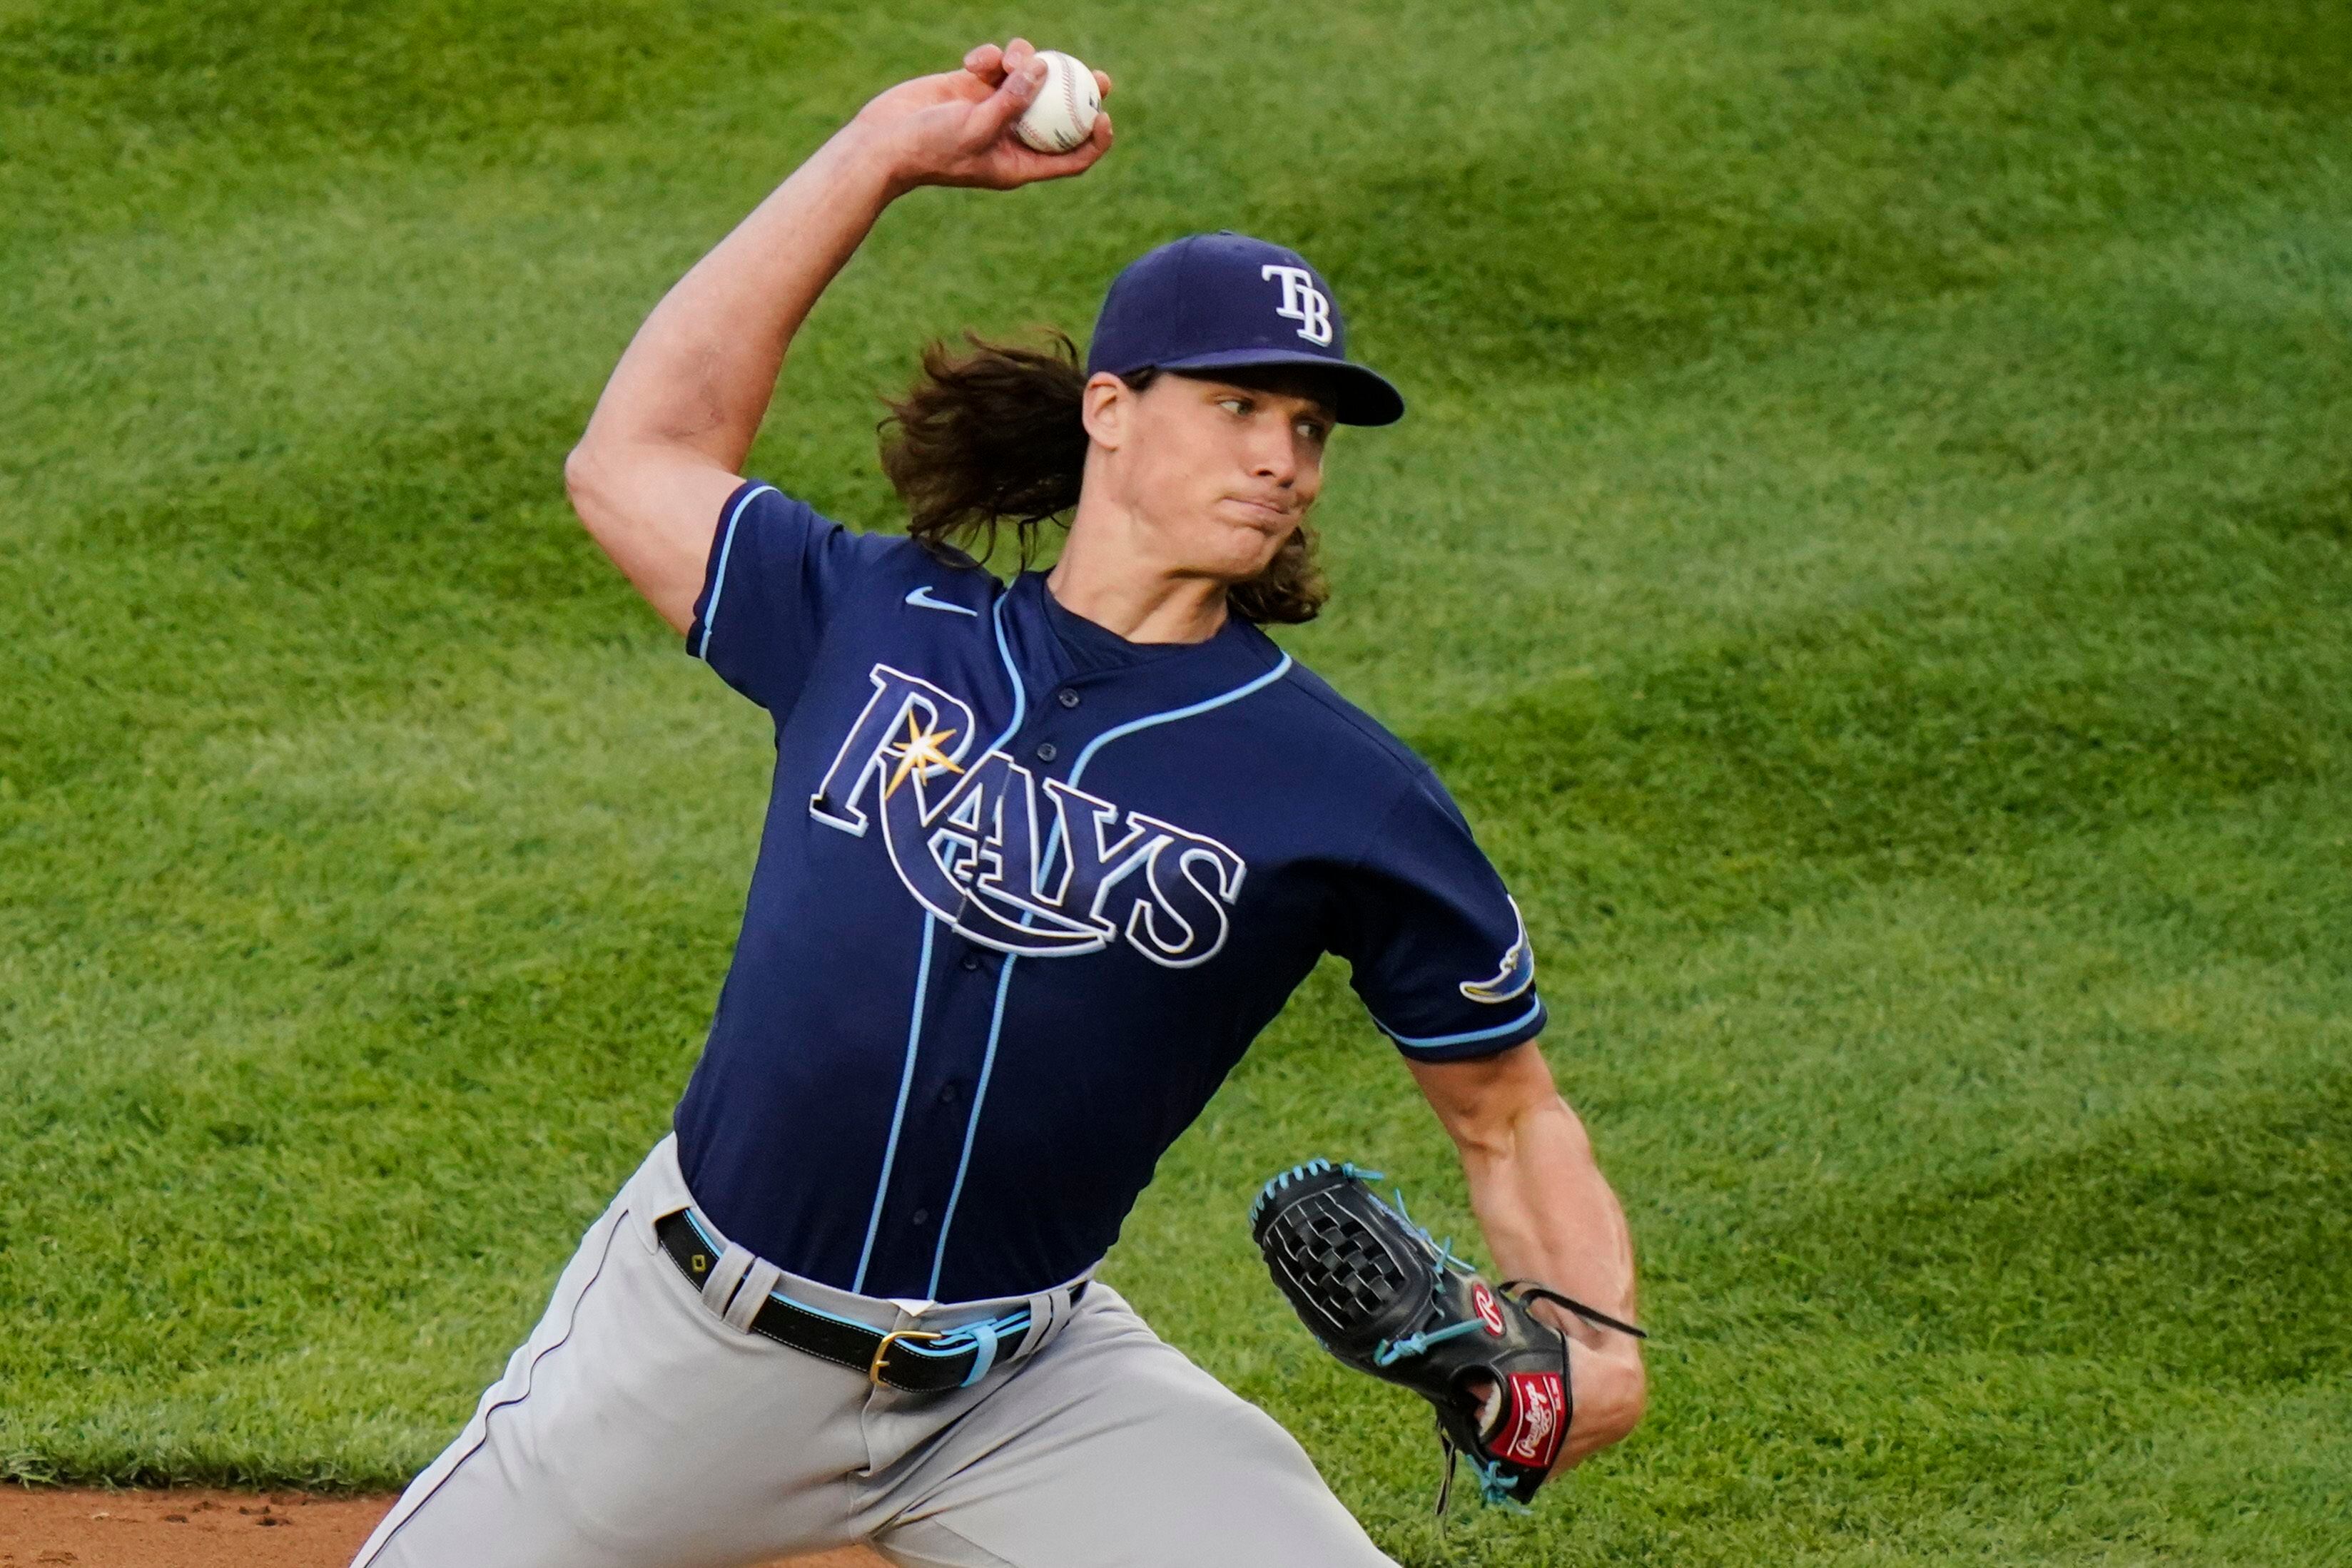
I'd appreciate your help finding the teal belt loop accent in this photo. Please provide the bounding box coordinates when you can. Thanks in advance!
[958,1318,1001,1387]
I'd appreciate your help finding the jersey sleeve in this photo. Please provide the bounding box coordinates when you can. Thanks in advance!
[686,480,896,713]
[1331,768,1547,1061]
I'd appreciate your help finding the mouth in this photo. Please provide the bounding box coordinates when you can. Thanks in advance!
[1223,495,1297,525]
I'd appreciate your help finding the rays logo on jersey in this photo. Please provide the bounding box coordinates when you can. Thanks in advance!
[810,666,1246,967]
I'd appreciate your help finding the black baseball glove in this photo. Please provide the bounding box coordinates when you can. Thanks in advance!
[1250,1158,1646,1511]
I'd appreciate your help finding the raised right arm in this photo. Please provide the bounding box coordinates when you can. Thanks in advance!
[563,40,1114,633]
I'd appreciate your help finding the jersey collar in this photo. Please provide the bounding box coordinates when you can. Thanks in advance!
[1003,571,1284,700]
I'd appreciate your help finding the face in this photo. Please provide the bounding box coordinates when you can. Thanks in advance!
[1078,367,1338,582]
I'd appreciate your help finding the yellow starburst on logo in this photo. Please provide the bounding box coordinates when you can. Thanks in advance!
[883,711,963,798]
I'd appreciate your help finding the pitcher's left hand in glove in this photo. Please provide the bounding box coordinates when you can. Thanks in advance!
[1250,1159,1647,1510]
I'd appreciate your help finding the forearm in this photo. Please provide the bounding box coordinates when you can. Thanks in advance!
[564,125,910,631]
[581,126,902,469]
[1456,1093,1637,1323]
[1462,1093,1645,1462]
[1414,1045,1647,1463]
[562,44,1105,632]
[1471,1094,1644,1465]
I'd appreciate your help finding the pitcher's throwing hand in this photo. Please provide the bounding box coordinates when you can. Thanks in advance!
[853,38,1113,192]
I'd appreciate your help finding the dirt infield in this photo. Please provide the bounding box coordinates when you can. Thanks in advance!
[0,1487,886,1567]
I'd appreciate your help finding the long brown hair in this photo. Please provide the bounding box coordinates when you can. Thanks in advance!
[878,332,1328,625]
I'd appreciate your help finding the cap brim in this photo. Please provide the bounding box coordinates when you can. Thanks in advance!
[1147,347,1406,427]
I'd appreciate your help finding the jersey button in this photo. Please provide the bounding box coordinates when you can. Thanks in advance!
[911,1208,931,1226]
[1057,689,1081,709]
[960,952,981,972]
[939,1083,960,1105]
[1035,742,1058,762]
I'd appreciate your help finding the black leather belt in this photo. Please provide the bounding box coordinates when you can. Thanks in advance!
[654,1208,1083,1393]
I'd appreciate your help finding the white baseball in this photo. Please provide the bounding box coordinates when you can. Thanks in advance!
[1013,50,1100,154]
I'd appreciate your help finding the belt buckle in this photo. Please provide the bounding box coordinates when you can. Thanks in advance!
[868,1327,944,1387]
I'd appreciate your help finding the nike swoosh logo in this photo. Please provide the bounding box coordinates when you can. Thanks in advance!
[905,585,978,617]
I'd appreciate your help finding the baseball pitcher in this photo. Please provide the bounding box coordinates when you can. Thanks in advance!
[352,38,1644,1568]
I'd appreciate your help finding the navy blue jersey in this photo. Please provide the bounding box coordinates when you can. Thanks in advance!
[671,481,1544,1303]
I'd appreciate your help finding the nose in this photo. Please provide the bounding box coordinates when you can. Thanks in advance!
[1247,418,1298,487]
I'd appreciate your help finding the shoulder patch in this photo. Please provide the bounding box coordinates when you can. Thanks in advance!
[1459,897,1536,1004]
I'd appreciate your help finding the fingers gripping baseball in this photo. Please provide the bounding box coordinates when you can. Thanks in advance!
[856,39,1114,193]
[963,40,1115,107]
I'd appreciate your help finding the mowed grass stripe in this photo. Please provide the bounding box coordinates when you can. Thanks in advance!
[9,0,2349,518]
[8,0,2348,368]
[7,173,2346,793]
[1309,193,2352,716]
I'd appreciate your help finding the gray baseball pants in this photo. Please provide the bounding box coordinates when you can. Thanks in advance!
[349,1137,1394,1568]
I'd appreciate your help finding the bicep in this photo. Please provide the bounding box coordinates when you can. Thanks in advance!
[564,439,744,635]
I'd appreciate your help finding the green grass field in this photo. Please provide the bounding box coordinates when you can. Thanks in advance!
[5,0,2349,1561]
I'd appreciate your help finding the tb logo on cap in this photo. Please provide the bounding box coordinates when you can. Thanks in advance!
[1261,265,1334,346]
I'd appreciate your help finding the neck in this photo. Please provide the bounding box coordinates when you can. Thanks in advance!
[1046,502,1230,645]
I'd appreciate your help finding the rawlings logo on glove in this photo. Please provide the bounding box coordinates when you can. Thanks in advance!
[1494,1370,1566,1467]
[1249,1158,1646,1510]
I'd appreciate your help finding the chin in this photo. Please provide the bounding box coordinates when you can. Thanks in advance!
[1202,541,1287,585]
[1208,521,1294,576]
[1160,507,1297,584]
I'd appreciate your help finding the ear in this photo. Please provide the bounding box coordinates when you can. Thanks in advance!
[1080,372,1135,451]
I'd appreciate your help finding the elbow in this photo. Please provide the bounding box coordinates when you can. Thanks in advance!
[1580,1348,1648,1457]
[1608,1355,1649,1445]
[564,437,637,551]
[562,440,605,529]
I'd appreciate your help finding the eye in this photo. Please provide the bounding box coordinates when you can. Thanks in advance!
[1217,396,1252,416]
[1295,417,1330,443]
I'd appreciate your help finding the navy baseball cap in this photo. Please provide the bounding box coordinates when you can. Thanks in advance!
[1085,232,1405,427]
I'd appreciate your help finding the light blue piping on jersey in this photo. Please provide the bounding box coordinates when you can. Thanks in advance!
[1374,994,1546,1052]
[920,593,1028,1300]
[926,957,1015,1298]
[925,648,1295,1299]
[853,912,936,1293]
[843,590,1017,1300]
[692,483,777,662]
[1034,651,1295,878]
[983,591,1027,752]
[1065,653,1295,783]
